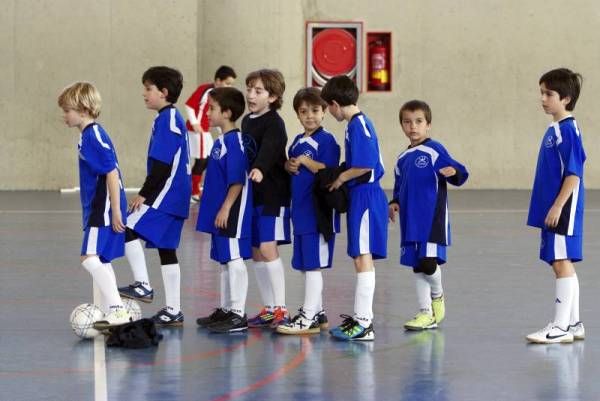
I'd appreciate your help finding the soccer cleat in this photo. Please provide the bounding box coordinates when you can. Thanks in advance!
[269,307,290,328]
[568,321,585,340]
[93,308,132,330]
[431,295,445,324]
[152,307,184,327]
[276,309,320,335]
[315,310,329,329]
[404,311,438,331]
[207,311,248,333]
[118,281,154,303]
[329,315,374,341]
[526,323,574,344]
[196,308,230,327]
[247,308,275,328]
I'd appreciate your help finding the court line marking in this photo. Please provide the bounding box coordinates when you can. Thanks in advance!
[209,336,310,401]
[93,282,108,401]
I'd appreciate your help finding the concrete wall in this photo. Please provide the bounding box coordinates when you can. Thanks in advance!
[3,0,600,189]
[1,0,198,189]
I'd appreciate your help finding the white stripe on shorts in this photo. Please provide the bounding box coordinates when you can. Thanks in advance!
[86,227,99,255]
[318,234,329,267]
[554,234,567,260]
[274,206,285,240]
[229,238,240,260]
[126,204,150,229]
[426,242,438,257]
[359,209,370,255]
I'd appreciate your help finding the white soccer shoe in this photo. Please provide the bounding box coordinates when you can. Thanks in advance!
[526,323,574,344]
[93,308,132,331]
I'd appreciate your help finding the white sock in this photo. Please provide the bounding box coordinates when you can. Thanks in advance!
[570,273,580,325]
[228,258,248,317]
[303,270,323,320]
[161,263,181,313]
[415,273,432,313]
[252,260,274,310]
[553,277,574,331]
[424,266,443,298]
[265,258,287,309]
[82,257,123,311]
[354,270,375,327]
[125,240,151,288]
[99,263,119,313]
[220,264,231,311]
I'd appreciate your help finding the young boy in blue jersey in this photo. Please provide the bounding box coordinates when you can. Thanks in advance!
[526,68,586,344]
[388,100,468,331]
[242,69,292,328]
[58,82,131,328]
[320,76,388,341]
[195,87,253,333]
[277,87,340,335]
[118,66,192,327]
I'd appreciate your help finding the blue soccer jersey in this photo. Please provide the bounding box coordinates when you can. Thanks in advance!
[344,113,385,187]
[78,123,127,228]
[527,116,586,236]
[145,105,192,218]
[288,127,341,235]
[197,129,252,239]
[392,139,468,245]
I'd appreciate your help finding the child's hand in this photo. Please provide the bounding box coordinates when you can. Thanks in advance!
[111,211,126,233]
[388,203,399,222]
[215,206,230,229]
[249,168,263,183]
[128,195,146,212]
[439,167,456,177]
[544,204,563,228]
[285,158,300,174]
[327,174,345,192]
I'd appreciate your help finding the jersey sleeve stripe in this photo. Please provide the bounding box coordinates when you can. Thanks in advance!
[93,125,111,149]
[357,115,371,138]
[169,109,183,135]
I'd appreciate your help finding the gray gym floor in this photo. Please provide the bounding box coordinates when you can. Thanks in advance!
[1,190,599,401]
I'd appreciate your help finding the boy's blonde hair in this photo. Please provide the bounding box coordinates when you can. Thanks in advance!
[57,82,101,118]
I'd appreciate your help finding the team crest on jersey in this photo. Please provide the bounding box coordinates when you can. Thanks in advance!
[415,155,429,168]
[211,146,221,160]
[303,150,314,159]
[544,135,555,148]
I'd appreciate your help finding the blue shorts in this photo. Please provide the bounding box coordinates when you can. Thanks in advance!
[346,185,388,259]
[127,205,185,249]
[81,226,125,262]
[292,233,335,271]
[400,242,447,268]
[211,234,252,264]
[251,206,291,247]
[540,230,582,265]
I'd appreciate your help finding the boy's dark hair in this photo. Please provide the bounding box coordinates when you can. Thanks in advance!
[399,100,432,124]
[539,68,583,111]
[293,87,327,112]
[208,87,245,122]
[142,66,183,103]
[214,65,237,81]
[245,69,286,110]
[320,75,359,106]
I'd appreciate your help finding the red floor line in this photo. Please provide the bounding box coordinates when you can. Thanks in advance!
[208,337,310,401]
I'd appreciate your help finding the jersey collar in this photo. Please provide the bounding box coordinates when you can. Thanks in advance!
[408,137,431,149]
[158,104,175,114]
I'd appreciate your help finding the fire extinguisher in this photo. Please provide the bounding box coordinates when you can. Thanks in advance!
[369,40,389,90]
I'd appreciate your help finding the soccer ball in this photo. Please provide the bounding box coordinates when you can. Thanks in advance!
[70,303,104,339]
[122,298,142,321]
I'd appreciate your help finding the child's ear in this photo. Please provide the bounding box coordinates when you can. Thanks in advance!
[223,108,233,120]
[267,94,277,104]
[160,88,169,99]
[561,95,571,108]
